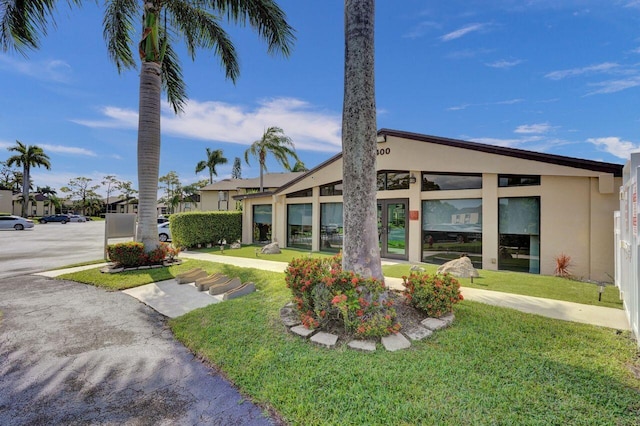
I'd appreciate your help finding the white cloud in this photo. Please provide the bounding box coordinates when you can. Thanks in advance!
[514,123,552,134]
[403,21,439,39]
[440,23,488,42]
[544,62,620,80]
[0,55,72,83]
[74,97,342,153]
[585,76,640,95]
[40,144,97,157]
[587,136,640,159]
[486,59,524,69]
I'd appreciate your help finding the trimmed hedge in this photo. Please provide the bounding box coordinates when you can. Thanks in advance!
[170,211,242,248]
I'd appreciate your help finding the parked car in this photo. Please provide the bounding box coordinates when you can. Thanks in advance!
[39,214,71,224]
[69,215,86,222]
[0,215,35,230]
[157,216,169,224]
[158,222,172,242]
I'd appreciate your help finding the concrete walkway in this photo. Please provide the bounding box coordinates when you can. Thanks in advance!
[37,252,630,330]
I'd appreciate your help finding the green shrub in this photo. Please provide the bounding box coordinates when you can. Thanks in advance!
[285,254,400,338]
[169,211,241,248]
[107,242,170,267]
[402,272,464,318]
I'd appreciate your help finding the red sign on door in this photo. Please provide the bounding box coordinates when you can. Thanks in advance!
[409,210,419,221]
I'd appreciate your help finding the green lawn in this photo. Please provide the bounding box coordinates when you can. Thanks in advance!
[382,264,623,309]
[169,267,640,426]
[192,244,334,263]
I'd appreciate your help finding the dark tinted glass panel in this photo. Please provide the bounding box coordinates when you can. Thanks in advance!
[286,188,313,198]
[422,173,482,191]
[498,197,540,273]
[421,199,482,268]
[320,203,343,252]
[320,182,343,196]
[377,171,410,191]
[253,204,272,243]
[498,175,540,187]
[287,204,312,249]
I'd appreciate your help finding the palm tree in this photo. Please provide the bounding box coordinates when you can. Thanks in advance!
[195,148,228,184]
[341,0,382,280]
[2,1,294,252]
[291,160,308,172]
[244,126,299,192]
[6,141,51,218]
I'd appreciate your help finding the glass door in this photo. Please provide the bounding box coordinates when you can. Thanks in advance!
[377,199,408,260]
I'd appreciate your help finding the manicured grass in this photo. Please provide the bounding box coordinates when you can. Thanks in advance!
[382,264,624,309]
[170,269,640,426]
[56,259,222,290]
[193,244,334,263]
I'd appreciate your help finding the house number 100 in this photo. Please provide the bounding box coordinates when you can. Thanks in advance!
[376,147,391,155]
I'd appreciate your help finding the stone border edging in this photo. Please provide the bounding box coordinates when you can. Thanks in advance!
[280,303,455,352]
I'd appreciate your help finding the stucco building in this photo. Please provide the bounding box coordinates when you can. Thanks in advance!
[235,129,622,281]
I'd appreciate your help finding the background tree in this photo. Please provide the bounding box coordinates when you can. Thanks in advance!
[6,141,51,217]
[182,180,208,210]
[2,1,294,252]
[116,180,138,200]
[0,161,16,190]
[245,126,300,192]
[232,157,242,179]
[101,175,122,214]
[60,177,101,215]
[291,160,308,172]
[159,171,181,214]
[195,148,228,184]
[341,0,382,280]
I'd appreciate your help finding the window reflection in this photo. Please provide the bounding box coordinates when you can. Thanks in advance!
[421,173,482,191]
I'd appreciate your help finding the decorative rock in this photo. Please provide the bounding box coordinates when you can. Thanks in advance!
[410,265,426,272]
[421,317,447,331]
[261,241,281,254]
[381,333,411,351]
[230,241,242,249]
[347,340,377,352]
[100,266,124,274]
[222,282,256,301]
[436,256,479,278]
[439,313,455,326]
[310,332,339,348]
[404,326,433,341]
[280,305,301,327]
[290,325,315,338]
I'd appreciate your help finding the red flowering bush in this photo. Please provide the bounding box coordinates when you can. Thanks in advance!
[284,254,400,338]
[107,242,174,267]
[402,272,464,318]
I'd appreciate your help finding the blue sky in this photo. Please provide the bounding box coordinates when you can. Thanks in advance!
[1,0,640,196]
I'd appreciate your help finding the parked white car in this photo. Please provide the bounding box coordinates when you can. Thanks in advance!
[0,215,35,230]
[69,215,87,222]
[158,222,172,242]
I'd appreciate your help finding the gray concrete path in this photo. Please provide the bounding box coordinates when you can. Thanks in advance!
[0,275,275,425]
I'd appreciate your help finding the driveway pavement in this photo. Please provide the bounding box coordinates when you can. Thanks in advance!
[0,274,276,425]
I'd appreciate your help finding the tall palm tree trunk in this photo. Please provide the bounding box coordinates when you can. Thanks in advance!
[136,61,162,250]
[341,0,382,281]
[21,166,29,217]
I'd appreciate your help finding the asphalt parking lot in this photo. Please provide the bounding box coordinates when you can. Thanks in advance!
[0,221,111,279]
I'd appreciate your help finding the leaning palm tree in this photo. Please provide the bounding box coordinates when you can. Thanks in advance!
[6,141,51,218]
[341,0,382,280]
[195,148,228,184]
[244,126,299,192]
[1,1,294,251]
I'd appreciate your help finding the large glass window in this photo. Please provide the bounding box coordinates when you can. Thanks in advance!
[422,199,483,268]
[498,197,540,273]
[287,204,312,249]
[422,173,482,191]
[498,174,540,187]
[320,182,343,196]
[287,188,313,198]
[320,203,343,252]
[252,204,272,244]
[377,171,410,191]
